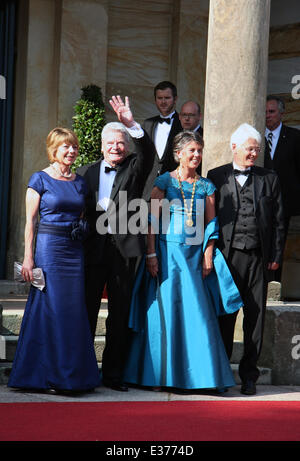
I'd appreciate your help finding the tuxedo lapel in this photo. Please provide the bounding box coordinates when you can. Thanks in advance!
[88,160,101,208]
[109,157,130,203]
[273,125,287,165]
[252,167,264,213]
[150,117,159,143]
[161,113,181,159]
[224,166,238,211]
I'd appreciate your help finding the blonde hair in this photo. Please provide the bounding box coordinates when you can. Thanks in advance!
[46,127,79,163]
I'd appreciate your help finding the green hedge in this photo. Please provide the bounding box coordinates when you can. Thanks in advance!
[72,84,106,170]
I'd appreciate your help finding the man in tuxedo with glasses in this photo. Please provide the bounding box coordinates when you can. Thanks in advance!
[207,123,285,395]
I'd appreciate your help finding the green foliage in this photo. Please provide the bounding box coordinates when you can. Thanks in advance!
[72,84,106,170]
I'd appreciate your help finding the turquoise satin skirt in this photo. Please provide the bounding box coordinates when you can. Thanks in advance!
[124,218,242,390]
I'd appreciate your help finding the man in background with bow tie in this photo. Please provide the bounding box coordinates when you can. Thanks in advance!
[264,95,300,279]
[78,96,154,392]
[142,81,182,199]
[207,123,285,395]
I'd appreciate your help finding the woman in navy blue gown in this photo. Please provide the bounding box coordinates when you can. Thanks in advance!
[8,127,101,393]
[124,131,242,392]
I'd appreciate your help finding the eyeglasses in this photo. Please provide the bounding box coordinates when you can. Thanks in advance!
[180,113,198,118]
[245,146,260,153]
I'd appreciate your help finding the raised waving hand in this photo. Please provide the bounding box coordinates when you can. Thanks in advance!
[109,95,135,128]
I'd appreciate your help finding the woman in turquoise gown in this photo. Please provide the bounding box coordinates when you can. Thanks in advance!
[124,131,242,392]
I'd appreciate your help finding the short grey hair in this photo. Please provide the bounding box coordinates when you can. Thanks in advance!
[267,95,285,113]
[230,123,261,149]
[173,130,204,163]
[101,122,131,146]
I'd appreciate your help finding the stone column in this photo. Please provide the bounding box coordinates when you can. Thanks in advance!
[6,0,108,276]
[202,0,271,176]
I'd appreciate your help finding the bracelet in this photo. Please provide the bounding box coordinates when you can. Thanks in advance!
[146,253,157,259]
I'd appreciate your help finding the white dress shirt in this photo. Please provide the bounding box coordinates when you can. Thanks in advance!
[232,161,251,187]
[265,122,282,159]
[153,111,175,159]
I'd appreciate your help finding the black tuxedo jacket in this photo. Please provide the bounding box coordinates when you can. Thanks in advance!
[264,124,300,217]
[77,134,154,264]
[142,111,182,199]
[207,164,285,271]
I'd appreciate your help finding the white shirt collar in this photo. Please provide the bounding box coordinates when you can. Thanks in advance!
[159,110,176,120]
[265,122,282,138]
[232,161,250,172]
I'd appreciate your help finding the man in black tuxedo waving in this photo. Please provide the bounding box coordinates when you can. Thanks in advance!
[78,96,154,392]
[207,123,285,395]
[142,81,182,199]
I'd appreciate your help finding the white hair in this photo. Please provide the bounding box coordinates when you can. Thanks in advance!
[101,122,131,145]
[230,123,261,149]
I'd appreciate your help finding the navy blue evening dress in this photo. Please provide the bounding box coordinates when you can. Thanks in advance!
[8,171,101,391]
[124,172,242,391]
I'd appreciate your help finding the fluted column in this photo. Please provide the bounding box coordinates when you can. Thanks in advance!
[202,0,271,175]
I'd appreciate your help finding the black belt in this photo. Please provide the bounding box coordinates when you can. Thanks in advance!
[38,223,72,236]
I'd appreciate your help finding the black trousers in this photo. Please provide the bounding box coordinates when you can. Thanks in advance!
[271,214,290,282]
[219,247,268,383]
[84,235,137,384]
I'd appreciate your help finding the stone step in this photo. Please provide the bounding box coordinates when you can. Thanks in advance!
[0,280,29,296]
[0,361,271,386]
[0,363,12,385]
[0,306,108,337]
[0,331,271,385]
[231,363,271,385]
[0,333,106,363]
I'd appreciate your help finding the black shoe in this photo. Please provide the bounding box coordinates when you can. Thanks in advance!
[48,389,93,396]
[103,380,128,392]
[240,380,256,395]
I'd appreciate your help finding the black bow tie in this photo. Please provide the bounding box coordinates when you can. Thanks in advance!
[233,169,251,176]
[158,116,172,124]
[105,166,117,173]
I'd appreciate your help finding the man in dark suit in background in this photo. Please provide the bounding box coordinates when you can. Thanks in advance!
[207,123,285,396]
[179,100,203,136]
[142,81,182,199]
[78,96,154,392]
[264,95,300,236]
[179,100,203,174]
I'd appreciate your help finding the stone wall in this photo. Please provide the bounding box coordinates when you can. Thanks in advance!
[259,303,300,385]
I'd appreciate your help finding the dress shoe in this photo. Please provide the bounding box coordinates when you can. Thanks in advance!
[48,388,94,396]
[103,381,128,392]
[240,380,256,395]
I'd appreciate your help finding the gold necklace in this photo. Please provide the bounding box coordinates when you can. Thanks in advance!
[176,167,197,227]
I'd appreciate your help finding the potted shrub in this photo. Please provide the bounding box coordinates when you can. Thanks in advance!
[72,84,106,170]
